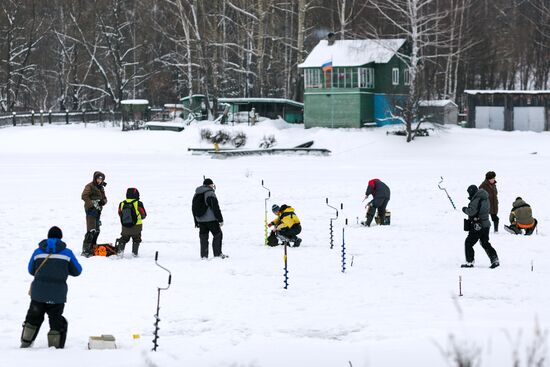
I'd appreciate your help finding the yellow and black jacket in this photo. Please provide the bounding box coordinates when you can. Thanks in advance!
[270,205,300,231]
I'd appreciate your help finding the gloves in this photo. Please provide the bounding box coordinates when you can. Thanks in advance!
[219,222,224,227]
[99,199,106,206]
[461,207,468,214]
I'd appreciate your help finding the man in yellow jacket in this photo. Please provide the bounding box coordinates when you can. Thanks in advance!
[268,204,302,247]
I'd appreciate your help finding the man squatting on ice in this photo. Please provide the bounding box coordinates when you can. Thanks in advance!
[193,178,227,259]
[269,204,302,247]
[461,185,499,269]
[116,188,147,257]
[81,171,107,256]
[21,226,82,349]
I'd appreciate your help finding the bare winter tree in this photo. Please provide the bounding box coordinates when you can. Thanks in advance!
[0,0,45,111]
[367,0,468,142]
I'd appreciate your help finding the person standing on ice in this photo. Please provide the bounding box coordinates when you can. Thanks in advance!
[479,171,499,232]
[115,188,147,257]
[21,226,82,349]
[362,178,391,227]
[461,185,499,269]
[81,171,107,256]
[192,178,226,259]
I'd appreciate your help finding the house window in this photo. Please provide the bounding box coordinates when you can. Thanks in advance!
[304,69,321,88]
[359,68,374,88]
[404,69,410,85]
[392,68,399,85]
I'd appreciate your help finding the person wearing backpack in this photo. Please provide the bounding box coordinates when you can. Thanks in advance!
[81,171,107,256]
[115,188,147,257]
[192,178,226,259]
[21,226,82,349]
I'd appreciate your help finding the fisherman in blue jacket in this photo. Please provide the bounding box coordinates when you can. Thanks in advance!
[21,226,82,349]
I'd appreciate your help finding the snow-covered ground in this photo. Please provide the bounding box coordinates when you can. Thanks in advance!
[0,120,549,366]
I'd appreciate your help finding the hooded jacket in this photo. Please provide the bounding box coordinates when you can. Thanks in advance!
[194,185,223,223]
[82,171,107,210]
[509,198,535,226]
[28,238,82,304]
[462,188,491,228]
[365,179,391,199]
[270,205,300,231]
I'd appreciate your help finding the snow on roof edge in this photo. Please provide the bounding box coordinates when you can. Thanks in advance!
[464,90,550,95]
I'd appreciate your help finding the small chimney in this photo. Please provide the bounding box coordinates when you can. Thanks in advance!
[327,32,336,46]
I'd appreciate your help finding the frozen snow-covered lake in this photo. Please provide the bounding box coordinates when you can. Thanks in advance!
[0,121,549,366]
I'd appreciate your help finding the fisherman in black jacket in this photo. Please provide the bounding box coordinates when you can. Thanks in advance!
[21,226,82,349]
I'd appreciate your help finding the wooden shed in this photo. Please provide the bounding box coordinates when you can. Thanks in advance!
[180,94,208,120]
[464,90,550,132]
[298,37,410,128]
[418,100,458,125]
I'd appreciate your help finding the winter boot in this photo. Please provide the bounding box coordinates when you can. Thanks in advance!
[132,242,140,257]
[524,219,537,236]
[504,225,522,235]
[47,330,65,349]
[292,237,302,247]
[364,214,374,227]
[20,322,40,348]
[460,262,474,268]
[490,259,500,269]
[114,239,126,255]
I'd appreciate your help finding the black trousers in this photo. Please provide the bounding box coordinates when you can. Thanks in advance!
[464,227,498,263]
[279,224,302,240]
[199,221,223,258]
[24,300,67,332]
[490,214,499,231]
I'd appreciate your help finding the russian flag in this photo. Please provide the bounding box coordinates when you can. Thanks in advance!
[322,60,333,72]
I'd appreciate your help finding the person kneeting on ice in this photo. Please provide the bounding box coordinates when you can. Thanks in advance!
[81,171,107,256]
[461,185,499,269]
[21,226,82,349]
[192,178,226,259]
[116,188,147,257]
[504,197,538,235]
[268,204,302,247]
[362,178,391,227]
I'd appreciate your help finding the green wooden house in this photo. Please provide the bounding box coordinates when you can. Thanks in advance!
[298,38,410,128]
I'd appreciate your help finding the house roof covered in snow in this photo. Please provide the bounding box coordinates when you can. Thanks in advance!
[121,99,149,105]
[464,90,550,95]
[218,97,303,108]
[298,39,406,68]
[419,99,457,107]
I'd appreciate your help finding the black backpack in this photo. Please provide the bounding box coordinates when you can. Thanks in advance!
[192,192,208,217]
[120,200,138,228]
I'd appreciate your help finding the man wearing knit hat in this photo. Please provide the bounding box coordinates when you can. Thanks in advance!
[21,226,82,349]
[479,171,499,232]
[192,178,227,259]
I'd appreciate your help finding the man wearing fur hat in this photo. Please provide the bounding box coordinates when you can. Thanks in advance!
[81,171,107,256]
[461,185,499,269]
[479,171,499,232]
[21,226,82,349]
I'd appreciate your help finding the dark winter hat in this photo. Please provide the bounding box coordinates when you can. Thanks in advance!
[272,204,280,213]
[126,188,140,199]
[203,178,214,186]
[516,197,522,201]
[467,185,478,199]
[47,226,63,239]
[485,171,496,180]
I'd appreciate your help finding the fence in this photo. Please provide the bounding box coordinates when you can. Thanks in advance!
[0,110,122,128]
